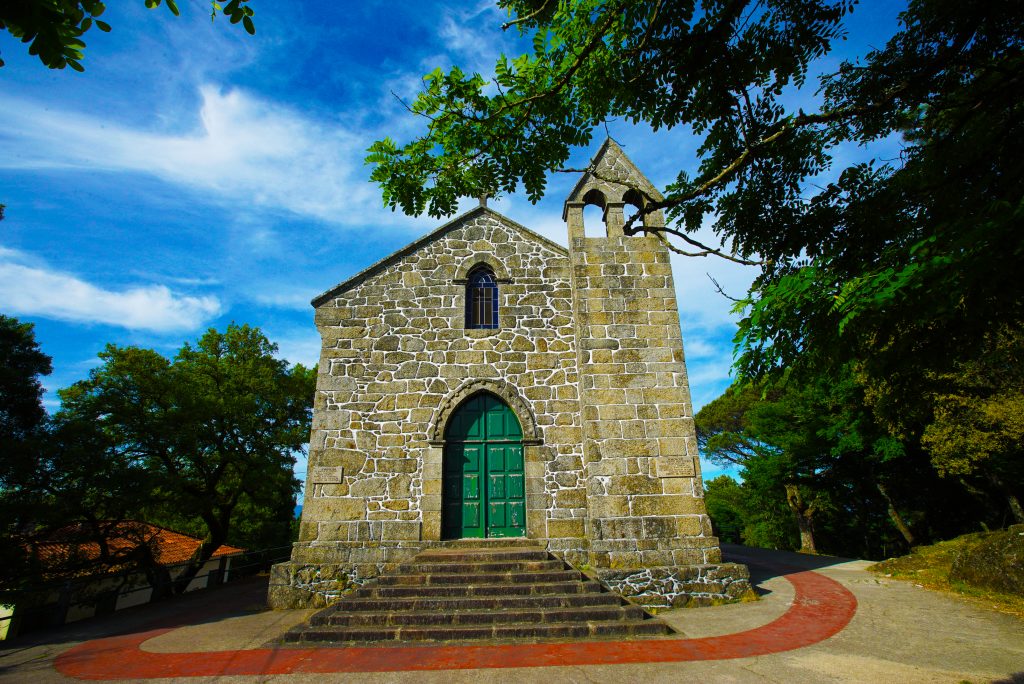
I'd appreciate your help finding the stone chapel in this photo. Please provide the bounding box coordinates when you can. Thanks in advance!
[269,140,750,610]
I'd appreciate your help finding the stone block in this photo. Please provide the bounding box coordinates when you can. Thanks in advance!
[298,522,318,542]
[349,477,388,497]
[607,551,642,569]
[591,421,622,439]
[304,496,365,521]
[675,516,704,537]
[598,404,636,420]
[630,494,699,517]
[554,488,587,509]
[381,521,421,541]
[642,516,676,539]
[314,307,350,327]
[320,448,367,473]
[313,409,349,430]
[309,466,343,484]
[671,549,706,565]
[547,518,585,538]
[599,439,659,459]
[544,426,582,443]
[597,518,643,540]
[654,456,695,478]
[587,495,629,518]
[607,474,662,496]
[387,474,413,499]
[421,515,441,541]
[376,458,418,474]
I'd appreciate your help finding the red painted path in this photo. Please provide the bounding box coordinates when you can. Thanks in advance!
[55,567,856,679]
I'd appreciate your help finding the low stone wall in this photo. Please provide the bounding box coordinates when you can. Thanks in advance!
[268,539,423,609]
[270,539,754,610]
[268,562,373,609]
[595,563,755,608]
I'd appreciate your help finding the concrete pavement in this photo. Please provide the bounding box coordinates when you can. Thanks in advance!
[1,545,1020,683]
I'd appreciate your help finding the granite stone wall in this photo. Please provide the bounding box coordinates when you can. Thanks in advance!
[283,208,591,585]
[567,233,720,569]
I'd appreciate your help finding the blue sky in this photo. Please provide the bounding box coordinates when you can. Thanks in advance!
[0,1,904,485]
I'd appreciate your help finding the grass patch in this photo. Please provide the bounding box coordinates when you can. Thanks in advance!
[868,530,1024,620]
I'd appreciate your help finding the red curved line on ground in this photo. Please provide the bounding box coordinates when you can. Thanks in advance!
[55,568,857,679]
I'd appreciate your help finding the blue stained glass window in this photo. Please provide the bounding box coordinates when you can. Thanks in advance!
[466,266,499,329]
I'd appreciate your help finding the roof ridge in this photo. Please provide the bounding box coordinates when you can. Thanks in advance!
[311,206,568,306]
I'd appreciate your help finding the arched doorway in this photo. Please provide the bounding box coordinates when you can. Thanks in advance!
[442,392,525,539]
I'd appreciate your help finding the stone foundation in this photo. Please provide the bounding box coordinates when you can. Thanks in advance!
[595,563,755,608]
[270,539,752,610]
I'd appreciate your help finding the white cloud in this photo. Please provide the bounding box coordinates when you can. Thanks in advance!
[250,291,314,311]
[0,86,395,225]
[437,5,506,73]
[271,330,321,368]
[0,247,220,332]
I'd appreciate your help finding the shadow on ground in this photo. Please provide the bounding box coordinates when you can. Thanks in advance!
[722,544,860,598]
[0,575,269,657]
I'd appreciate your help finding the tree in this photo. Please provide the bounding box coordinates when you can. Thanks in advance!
[703,475,747,544]
[0,314,52,452]
[0,0,255,70]
[696,379,833,554]
[369,0,1024,453]
[51,324,314,592]
[0,314,53,585]
[919,327,1024,524]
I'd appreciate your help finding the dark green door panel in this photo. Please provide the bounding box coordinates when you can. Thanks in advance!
[442,393,526,539]
[442,443,484,539]
[486,443,526,537]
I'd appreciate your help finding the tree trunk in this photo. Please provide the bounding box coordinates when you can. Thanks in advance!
[171,508,233,595]
[784,482,818,554]
[988,472,1024,524]
[876,481,916,546]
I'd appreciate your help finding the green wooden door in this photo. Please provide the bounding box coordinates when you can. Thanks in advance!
[442,393,525,539]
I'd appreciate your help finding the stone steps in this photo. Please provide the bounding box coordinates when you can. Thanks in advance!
[318,604,648,628]
[370,580,602,598]
[376,569,584,586]
[284,540,673,645]
[399,559,565,574]
[296,618,670,643]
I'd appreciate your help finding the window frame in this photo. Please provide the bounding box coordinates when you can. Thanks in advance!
[465,266,499,330]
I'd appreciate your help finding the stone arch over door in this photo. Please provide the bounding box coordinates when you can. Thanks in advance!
[423,380,544,541]
[429,379,541,444]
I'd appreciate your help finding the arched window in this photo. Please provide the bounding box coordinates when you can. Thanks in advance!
[465,266,498,329]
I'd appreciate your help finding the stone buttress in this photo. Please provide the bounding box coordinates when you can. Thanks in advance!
[563,139,749,606]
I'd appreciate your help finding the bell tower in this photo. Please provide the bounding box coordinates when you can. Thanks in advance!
[566,140,734,598]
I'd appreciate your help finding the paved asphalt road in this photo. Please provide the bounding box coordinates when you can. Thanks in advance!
[1,545,1020,683]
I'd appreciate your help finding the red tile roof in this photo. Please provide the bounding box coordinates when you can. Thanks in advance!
[29,521,244,579]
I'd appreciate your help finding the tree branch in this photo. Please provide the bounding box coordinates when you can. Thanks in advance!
[501,0,551,31]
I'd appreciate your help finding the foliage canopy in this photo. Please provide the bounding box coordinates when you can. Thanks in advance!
[373,0,1024,550]
[369,0,1024,399]
[1,323,313,592]
[0,0,255,70]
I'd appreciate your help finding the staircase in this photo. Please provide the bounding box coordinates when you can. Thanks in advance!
[284,540,673,644]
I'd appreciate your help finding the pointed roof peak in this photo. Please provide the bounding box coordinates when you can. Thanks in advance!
[563,137,663,216]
